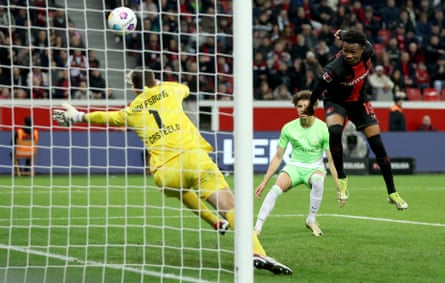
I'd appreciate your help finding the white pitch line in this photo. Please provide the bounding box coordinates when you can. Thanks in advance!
[1,213,444,227]
[0,244,215,283]
[271,213,445,227]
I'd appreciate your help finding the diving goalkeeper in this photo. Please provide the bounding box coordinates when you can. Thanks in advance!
[53,67,292,275]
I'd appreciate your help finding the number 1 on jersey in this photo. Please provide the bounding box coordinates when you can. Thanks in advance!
[149,110,164,128]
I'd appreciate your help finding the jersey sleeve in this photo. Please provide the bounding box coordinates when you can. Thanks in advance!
[84,109,127,126]
[277,124,290,149]
[310,67,333,104]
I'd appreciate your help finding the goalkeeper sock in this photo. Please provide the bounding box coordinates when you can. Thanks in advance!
[255,185,282,234]
[253,232,267,256]
[181,190,219,227]
[307,174,325,223]
[226,209,235,228]
[226,208,266,256]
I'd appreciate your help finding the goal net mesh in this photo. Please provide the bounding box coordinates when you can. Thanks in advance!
[0,0,236,282]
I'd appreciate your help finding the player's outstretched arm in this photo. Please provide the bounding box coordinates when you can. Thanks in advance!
[52,103,85,126]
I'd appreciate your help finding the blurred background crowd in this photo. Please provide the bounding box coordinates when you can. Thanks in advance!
[1,0,445,101]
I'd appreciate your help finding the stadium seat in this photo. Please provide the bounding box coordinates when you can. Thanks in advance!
[405,88,422,101]
[423,88,440,101]
[377,29,392,44]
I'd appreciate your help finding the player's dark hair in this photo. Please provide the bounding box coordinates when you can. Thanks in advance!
[23,116,32,134]
[130,67,156,90]
[342,30,367,46]
[292,90,312,106]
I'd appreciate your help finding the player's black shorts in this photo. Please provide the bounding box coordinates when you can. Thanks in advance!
[324,100,379,130]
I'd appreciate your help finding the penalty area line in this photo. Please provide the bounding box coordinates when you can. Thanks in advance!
[0,244,215,283]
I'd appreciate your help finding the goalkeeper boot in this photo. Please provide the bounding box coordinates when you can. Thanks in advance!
[253,254,293,275]
[214,219,230,235]
[305,221,323,237]
[337,177,349,208]
[387,192,408,210]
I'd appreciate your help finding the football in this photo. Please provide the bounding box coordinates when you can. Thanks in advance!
[108,6,137,35]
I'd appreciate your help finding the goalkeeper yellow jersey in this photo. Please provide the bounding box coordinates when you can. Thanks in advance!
[84,81,213,171]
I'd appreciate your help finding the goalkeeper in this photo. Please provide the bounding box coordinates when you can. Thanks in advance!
[53,67,292,275]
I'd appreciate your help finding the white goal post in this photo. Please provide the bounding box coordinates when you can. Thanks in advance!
[0,0,254,283]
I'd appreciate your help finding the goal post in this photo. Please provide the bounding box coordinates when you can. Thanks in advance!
[0,0,255,282]
[233,0,254,282]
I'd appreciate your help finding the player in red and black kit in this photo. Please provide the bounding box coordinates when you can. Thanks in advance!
[306,29,408,210]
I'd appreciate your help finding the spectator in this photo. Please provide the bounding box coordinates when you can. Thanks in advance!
[415,12,432,43]
[26,67,49,99]
[351,1,365,22]
[368,65,394,101]
[53,69,70,99]
[389,97,406,132]
[394,23,407,51]
[407,42,425,68]
[89,68,107,99]
[12,67,28,98]
[380,0,400,30]
[415,61,431,91]
[72,80,91,99]
[0,87,11,98]
[52,7,69,41]
[380,52,395,77]
[272,84,292,100]
[255,80,273,100]
[432,9,445,30]
[288,4,311,34]
[416,115,436,131]
[390,69,407,100]
[314,39,330,67]
[315,0,335,25]
[398,9,416,34]
[88,49,100,69]
[13,116,39,176]
[290,33,310,60]
[362,5,381,43]
[138,33,161,70]
[0,6,15,36]
[253,52,268,86]
[67,48,88,87]
[301,24,318,49]
[423,34,445,73]
[431,57,445,94]
[394,51,416,88]
[303,51,322,77]
[385,37,401,65]
[300,69,317,91]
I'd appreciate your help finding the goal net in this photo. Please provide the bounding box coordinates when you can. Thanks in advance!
[0,0,244,282]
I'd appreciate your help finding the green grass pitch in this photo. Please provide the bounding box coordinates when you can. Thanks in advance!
[0,174,444,283]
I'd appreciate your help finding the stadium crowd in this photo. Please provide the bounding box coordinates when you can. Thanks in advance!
[1,0,445,101]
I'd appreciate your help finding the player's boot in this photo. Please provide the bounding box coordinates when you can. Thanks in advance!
[387,192,408,210]
[214,219,230,235]
[305,221,323,237]
[253,254,293,275]
[337,177,349,208]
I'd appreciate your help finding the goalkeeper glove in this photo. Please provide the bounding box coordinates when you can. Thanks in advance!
[52,102,85,126]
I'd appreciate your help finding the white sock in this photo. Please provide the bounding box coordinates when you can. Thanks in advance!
[255,185,282,233]
[307,174,325,224]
